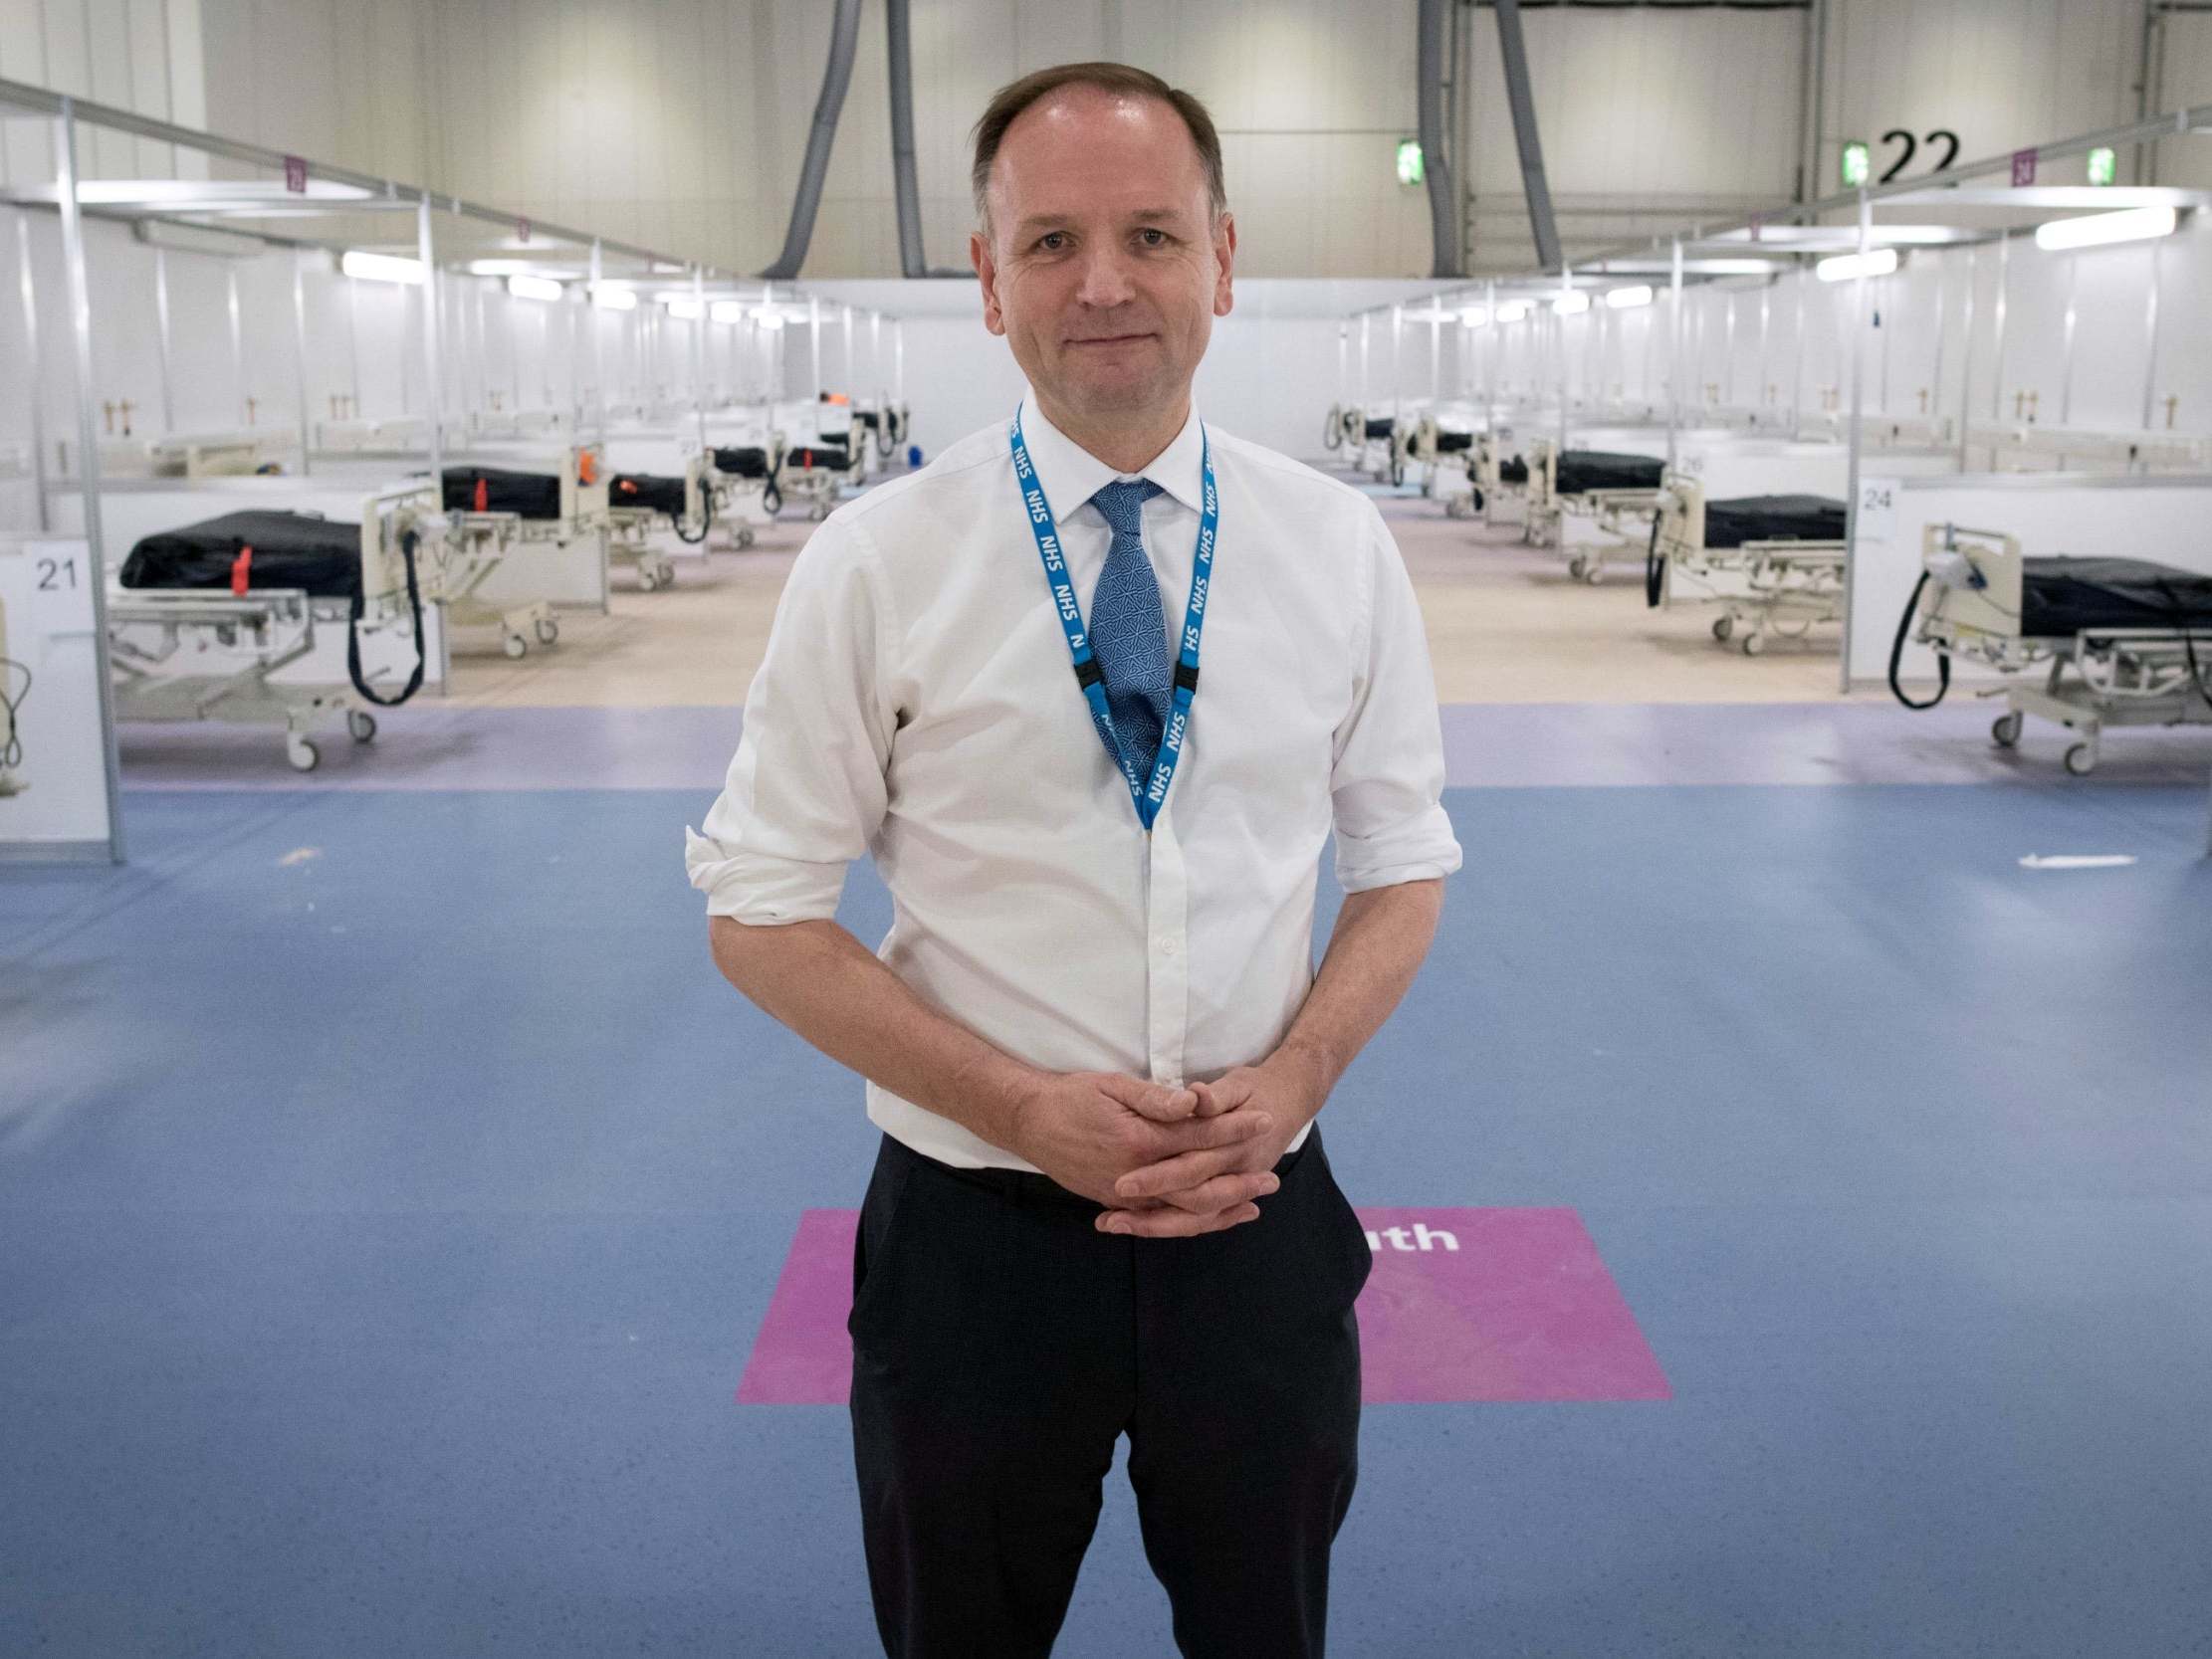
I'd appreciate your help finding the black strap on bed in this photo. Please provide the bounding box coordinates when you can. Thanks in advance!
[346,528,427,710]
[1644,512,1666,610]
[1887,571,1949,711]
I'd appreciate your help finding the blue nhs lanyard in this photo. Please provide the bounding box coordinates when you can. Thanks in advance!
[1009,406,1217,832]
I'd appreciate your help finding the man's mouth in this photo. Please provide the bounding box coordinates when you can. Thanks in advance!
[1067,332,1153,346]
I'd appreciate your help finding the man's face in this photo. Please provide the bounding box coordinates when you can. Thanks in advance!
[972,89,1235,426]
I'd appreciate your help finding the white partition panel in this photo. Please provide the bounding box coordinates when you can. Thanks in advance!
[1847,473,2212,688]
[0,536,117,858]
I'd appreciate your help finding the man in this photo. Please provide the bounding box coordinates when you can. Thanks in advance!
[687,62,1460,1659]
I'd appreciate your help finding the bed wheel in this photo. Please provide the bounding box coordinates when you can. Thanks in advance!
[286,735,321,773]
[347,712,377,744]
[1567,555,1588,581]
[503,633,529,660]
[536,618,559,646]
[736,528,756,549]
[1740,631,1767,657]
[808,505,829,522]
[2064,741,2098,777]
[1582,560,1605,586]
[1712,616,1735,643]
[636,566,660,592]
[1991,713,2023,748]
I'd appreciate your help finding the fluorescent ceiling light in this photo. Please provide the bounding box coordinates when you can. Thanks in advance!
[2034,204,2177,252]
[1552,292,1591,315]
[507,275,563,304]
[1605,285,1655,310]
[1816,247,1899,284]
[1494,301,1532,323]
[58,178,371,205]
[472,259,581,278]
[662,298,703,319]
[711,301,748,325]
[341,250,425,285]
[1458,307,1489,327]
[590,285,638,312]
[753,308,785,329]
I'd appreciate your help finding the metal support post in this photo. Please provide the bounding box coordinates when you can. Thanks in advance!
[291,252,313,476]
[417,195,442,487]
[2141,236,2164,434]
[1666,239,1683,473]
[1956,246,1978,471]
[589,238,606,446]
[227,266,245,425]
[55,104,126,862]
[16,209,51,532]
[152,248,174,432]
[1842,188,1871,695]
[693,264,708,452]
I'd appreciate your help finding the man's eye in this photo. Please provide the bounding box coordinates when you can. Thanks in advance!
[1139,229,1170,247]
[1038,232,1068,252]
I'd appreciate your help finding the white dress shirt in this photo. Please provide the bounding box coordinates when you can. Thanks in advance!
[686,400,1462,1171]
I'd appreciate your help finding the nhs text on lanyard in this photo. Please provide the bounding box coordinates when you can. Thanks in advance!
[1009,406,1217,833]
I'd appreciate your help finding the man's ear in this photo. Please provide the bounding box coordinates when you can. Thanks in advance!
[1212,212,1237,318]
[972,229,1006,337]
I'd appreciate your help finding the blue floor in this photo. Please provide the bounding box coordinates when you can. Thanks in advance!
[5,783,2212,1656]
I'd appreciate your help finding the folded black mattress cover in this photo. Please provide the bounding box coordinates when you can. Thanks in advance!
[608,474,688,518]
[1704,495,1846,549]
[787,444,853,472]
[121,510,359,598]
[443,465,560,519]
[1436,430,1474,454]
[855,410,881,430]
[712,446,773,478]
[2020,556,2212,637]
[1364,417,1395,439]
[1498,455,1529,486]
[1556,451,1664,495]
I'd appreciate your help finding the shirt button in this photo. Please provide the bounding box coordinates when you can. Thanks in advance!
[1156,936,1180,958]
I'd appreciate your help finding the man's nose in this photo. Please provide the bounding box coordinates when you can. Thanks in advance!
[1073,242,1137,310]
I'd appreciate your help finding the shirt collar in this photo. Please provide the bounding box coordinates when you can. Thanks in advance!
[1018,396,1207,519]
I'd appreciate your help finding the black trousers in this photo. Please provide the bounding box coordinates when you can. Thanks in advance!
[847,1125,1374,1659]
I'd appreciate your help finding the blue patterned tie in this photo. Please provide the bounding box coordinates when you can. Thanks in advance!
[1086,479,1171,777]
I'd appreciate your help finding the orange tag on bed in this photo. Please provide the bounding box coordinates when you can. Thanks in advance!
[618,478,638,497]
[578,450,600,485]
[230,545,254,596]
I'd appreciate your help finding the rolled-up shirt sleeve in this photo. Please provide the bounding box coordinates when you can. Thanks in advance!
[1328,508,1464,894]
[684,518,897,923]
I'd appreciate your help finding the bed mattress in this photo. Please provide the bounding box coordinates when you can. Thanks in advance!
[608,474,688,518]
[1436,430,1474,454]
[120,511,359,598]
[443,466,560,519]
[1704,495,1846,549]
[2019,557,2212,637]
[1556,451,1664,495]
[1364,418,1395,440]
[713,446,774,479]
[787,445,854,473]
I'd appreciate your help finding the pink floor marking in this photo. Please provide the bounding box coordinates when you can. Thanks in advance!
[738,1206,1669,1406]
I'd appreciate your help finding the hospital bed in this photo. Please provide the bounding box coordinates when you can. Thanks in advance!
[1645,478,1847,656]
[108,486,436,772]
[1398,412,1481,506]
[854,400,911,464]
[438,445,607,657]
[0,593,24,796]
[706,439,784,533]
[1321,403,1367,459]
[66,431,288,480]
[604,455,714,592]
[1890,523,2212,774]
[1520,443,1666,580]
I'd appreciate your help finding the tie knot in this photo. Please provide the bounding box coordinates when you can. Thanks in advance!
[1091,478,1162,536]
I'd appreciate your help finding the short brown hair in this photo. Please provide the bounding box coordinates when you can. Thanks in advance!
[970,62,1226,233]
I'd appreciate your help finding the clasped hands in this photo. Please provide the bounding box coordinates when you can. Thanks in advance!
[1010,1056,1324,1239]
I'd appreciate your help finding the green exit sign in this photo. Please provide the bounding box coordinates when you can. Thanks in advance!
[1841,140,1870,188]
[2088,146,2116,186]
[1397,139,1424,187]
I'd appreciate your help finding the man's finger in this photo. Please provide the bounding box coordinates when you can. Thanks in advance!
[1189,1080,1234,1118]
[1116,1142,1267,1201]
[1145,1170,1280,1216]
[1095,1201,1262,1239]
[1148,1106,1272,1157]
[1099,1074,1201,1123]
